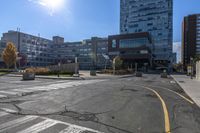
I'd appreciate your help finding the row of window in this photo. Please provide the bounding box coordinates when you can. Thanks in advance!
[119,38,149,48]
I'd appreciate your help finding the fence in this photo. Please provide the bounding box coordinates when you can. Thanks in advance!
[48,63,79,73]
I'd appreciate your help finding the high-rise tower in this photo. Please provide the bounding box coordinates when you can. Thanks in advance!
[120,0,173,66]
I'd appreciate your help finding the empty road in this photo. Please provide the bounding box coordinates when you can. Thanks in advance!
[0,74,200,133]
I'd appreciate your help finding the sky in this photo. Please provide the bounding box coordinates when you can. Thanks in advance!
[0,0,200,60]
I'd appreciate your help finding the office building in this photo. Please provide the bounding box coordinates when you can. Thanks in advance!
[53,36,64,45]
[1,31,54,67]
[120,0,173,67]
[0,30,109,70]
[0,31,109,69]
[182,14,200,68]
[53,37,109,70]
[108,32,153,67]
[0,41,6,67]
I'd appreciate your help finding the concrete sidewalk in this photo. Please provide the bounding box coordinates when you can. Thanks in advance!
[6,74,84,80]
[6,71,135,80]
[171,74,200,107]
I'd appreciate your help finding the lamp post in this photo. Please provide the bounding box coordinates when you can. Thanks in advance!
[113,58,116,75]
[73,57,79,77]
[190,57,193,79]
[58,62,61,77]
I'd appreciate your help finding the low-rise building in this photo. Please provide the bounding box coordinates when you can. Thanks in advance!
[53,37,109,70]
[0,30,109,70]
[1,31,54,67]
[108,32,153,68]
[0,41,6,67]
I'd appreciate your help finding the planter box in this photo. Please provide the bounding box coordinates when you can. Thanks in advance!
[161,73,168,78]
[136,72,142,77]
[90,70,96,76]
[23,73,35,80]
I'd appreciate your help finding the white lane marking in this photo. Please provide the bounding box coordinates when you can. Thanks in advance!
[0,108,103,133]
[0,94,7,98]
[21,80,106,91]
[145,85,194,104]
[1,108,18,113]
[0,116,38,132]
[0,90,19,95]
[17,119,57,133]
[0,112,8,117]
[59,126,83,133]
[12,89,34,93]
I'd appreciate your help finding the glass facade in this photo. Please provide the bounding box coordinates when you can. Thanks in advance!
[112,40,116,48]
[119,38,148,48]
[120,0,173,61]
[196,15,200,54]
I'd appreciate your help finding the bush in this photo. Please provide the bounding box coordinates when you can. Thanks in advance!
[25,67,50,75]
[0,69,11,72]
[25,67,73,76]
[101,69,134,75]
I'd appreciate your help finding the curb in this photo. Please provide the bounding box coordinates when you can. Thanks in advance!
[5,74,85,80]
[5,74,135,80]
[0,73,9,77]
[170,75,199,107]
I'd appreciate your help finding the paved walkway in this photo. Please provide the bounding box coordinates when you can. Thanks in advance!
[6,70,134,80]
[171,74,200,107]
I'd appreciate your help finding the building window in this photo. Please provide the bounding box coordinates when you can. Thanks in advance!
[112,40,117,48]
[147,23,153,26]
[119,38,148,48]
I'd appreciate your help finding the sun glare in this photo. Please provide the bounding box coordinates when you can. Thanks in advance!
[39,0,65,15]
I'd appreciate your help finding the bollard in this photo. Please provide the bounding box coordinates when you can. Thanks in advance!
[136,72,142,77]
[23,73,35,80]
[161,72,168,78]
[90,70,96,76]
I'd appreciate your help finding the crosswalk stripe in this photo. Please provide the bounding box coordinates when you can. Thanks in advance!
[17,119,58,133]
[13,89,35,93]
[0,112,8,117]
[1,108,18,113]
[21,80,106,92]
[0,116,38,132]
[0,108,103,133]
[0,90,19,95]
[59,126,84,133]
[0,94,7,98]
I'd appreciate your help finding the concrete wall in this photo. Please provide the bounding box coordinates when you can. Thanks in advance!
[196,61,200,80]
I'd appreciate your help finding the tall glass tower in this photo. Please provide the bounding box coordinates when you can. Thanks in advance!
[120,0,173,66]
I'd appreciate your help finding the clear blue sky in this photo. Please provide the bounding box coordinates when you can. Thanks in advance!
[0,0,200,42]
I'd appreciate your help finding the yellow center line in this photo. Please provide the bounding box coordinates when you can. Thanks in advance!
[148,85,194,105]
[134,85,171,133]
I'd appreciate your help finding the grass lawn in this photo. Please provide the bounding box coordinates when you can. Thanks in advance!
[0,72,8,76]
[36,74,72,77]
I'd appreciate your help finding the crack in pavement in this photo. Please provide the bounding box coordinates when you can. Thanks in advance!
[0,103,135,133]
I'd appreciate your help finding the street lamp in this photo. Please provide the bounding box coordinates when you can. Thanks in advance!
[190,57,194,79]
[73,57,79,77]
[58,62,61,77]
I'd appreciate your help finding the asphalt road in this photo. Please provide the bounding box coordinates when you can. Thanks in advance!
[0,74,200,133]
